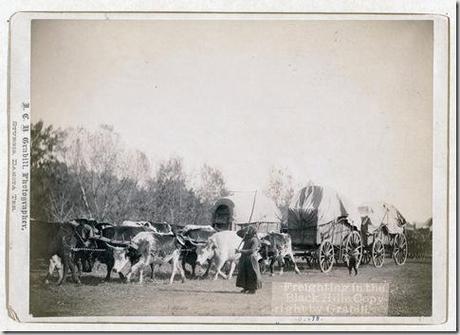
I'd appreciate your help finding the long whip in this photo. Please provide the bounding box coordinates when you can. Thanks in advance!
[237,191,258,251]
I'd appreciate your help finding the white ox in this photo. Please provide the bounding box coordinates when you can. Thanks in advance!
[259,232,301,276]
[111,231,185,284]
[195,231,242,280]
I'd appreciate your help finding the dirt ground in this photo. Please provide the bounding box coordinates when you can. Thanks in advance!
[30,258,431,317]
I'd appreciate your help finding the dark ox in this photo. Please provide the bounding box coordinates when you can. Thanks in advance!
[73,220,114,275]
[258,232,301,276]
[45,219,95,285]
[178,225,216,278]
[110,231,185,284]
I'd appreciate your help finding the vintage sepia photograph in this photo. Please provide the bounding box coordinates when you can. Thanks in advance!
[25,17,437,319]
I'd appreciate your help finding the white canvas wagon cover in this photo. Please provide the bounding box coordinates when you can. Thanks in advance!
[288,182,362,230]
[213,191,279,225]
[287,183,361,247]
[358,202,407,235]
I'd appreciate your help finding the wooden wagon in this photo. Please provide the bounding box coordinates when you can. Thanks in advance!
[287,183,363,273]
[358,202,408,267]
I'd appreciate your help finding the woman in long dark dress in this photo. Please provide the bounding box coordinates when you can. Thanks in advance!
[235,226,262,294]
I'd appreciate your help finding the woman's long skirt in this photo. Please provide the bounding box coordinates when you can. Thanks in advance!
[236,254,262,291]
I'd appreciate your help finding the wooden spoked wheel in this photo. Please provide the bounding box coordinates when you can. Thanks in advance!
[372,238,385,268]
[392,233,408,265]
[344,230,363,267]
[318,240,334,273]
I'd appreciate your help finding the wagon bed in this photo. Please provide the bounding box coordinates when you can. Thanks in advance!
[287,184,363,273]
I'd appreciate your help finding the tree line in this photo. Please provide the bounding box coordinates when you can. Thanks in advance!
[31,120,297,226]
[31,121,230,225]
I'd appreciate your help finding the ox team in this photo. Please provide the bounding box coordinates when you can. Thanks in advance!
[45,218,300,287]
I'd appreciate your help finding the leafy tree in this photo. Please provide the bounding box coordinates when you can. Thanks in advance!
[196,164,229,204]
[61,125,151,222]
[264,166,295,223]
[31,120,63,171]
[146,157,191,225]
[195,164,230,222]
[31,121,82,221]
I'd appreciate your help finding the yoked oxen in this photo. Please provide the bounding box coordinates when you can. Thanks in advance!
[45,219,96,285]
[258,232,301,276]
[96,224,151,281]
[110,231,186,284]
[179,225,216,278]
[89,221,174,281]
[195,230,242,280]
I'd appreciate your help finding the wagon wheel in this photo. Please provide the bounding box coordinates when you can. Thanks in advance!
[392,233,408,265]
[318,240,334,273]
[372,238,385,268]
[344,230,363,267]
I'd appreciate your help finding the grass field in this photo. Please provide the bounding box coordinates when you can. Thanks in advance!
[30,258,431,317]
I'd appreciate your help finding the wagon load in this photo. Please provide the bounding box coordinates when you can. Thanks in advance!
[358,202,406,235]
[287,183,361,246]
[287,183,362,272]
[358,202,408,267]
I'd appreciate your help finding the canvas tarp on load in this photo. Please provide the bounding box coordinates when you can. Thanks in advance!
[358,202,406,235]
[212,191,279,231]
[287,183,361,247]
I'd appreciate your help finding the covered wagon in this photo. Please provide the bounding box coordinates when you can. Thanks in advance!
[211,191,281,233]
[358,202,408,267]
[287,183,362,273]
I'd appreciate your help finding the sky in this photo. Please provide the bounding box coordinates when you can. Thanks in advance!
[31,19,433,223]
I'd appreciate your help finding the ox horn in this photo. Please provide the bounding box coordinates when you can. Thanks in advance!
[188,239,200,246]
[175,235,186,246]
[69,219,80,227]
[128,242,139,250]
[185,238,207,247]
[177,234,208,247]
[106,243,127,251]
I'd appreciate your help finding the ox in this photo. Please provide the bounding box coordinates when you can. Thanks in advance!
[96,224,151,281]
[179,225,216,278]
[90,222,173,281]
[110,231,186,284]
[45,219,95,285]
[195,230,242,280]
[258,232,301,276]
[72,219,112,276]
